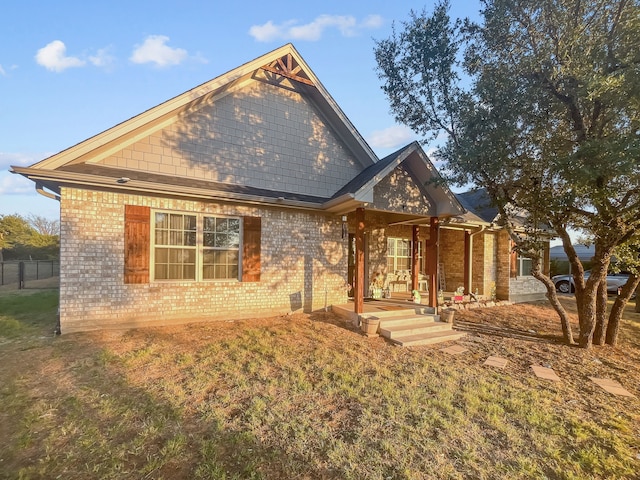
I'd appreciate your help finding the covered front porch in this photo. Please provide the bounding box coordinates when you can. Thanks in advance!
[323,142,467,318]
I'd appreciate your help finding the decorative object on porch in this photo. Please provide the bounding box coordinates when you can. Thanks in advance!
[437,289,445,306]
[369,271,385,299]
[411,289,421,304]
[454,286,465,303]
[440,308,455,323]
[360,317,381,337]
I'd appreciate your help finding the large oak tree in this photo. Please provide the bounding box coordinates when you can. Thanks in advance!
[375,0,640,347]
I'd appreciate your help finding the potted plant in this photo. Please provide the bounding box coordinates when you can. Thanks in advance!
[361,316,381,337]
[440,308,455,323]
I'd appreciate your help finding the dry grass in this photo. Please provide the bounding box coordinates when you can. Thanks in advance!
[0,290,639,479]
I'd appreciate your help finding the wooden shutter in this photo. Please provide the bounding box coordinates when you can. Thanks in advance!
[242,216,261,282]
[124,205,150,284]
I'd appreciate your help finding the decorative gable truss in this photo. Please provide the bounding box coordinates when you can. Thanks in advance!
[260,53,314,86]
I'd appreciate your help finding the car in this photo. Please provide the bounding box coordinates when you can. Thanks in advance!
[552,271,631,294]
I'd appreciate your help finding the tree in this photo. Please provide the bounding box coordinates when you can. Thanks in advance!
[375,0,640,348]
[602,239,640,345]
[0,214,60,261]
[27,214,60,236]
[0,215,35,262]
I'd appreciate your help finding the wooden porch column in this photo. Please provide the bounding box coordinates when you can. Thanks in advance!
[464,230,471,294]
[411,225,420,291]
[426,217,439,308]
[354,207,365,314]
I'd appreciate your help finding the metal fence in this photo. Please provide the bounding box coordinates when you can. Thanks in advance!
[0,260,60,289]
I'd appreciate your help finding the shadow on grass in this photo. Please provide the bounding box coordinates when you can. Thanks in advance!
[453,319,565,345]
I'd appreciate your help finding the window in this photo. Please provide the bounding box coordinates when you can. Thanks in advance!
[152,211,240,281]
[517,255,532,276]
[387,238,422,272]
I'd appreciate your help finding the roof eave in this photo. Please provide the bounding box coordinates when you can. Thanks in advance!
[11,166,325,211]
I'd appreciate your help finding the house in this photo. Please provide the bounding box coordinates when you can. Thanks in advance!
[13,44,526,334]
[453,188,551,303]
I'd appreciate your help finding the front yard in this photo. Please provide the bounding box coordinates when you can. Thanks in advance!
[0,289,638,479]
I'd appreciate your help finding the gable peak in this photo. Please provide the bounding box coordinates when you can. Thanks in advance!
[261,52,314,87]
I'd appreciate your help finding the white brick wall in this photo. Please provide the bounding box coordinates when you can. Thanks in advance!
[101,80,362,199]
[59,187,349,333]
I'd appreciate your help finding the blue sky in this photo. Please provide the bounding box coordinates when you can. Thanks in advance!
[0,0,482,220]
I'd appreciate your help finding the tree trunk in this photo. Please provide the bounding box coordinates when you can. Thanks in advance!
[636,288,640,313]
[606,274,640,346]
[576,243,612,348]
[593,279,608,345]
[532,257,575,344]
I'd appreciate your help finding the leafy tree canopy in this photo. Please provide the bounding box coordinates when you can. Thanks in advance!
[0,214,59,261]
[375,0,640,347]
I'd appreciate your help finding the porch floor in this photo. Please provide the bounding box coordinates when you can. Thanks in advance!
[335,292,434,314]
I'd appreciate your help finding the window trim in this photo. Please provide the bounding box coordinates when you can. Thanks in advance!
[516,254,533,277]
[150,209,242,283]
[387,237,422,273]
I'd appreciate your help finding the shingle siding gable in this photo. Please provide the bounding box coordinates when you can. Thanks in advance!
[99,80,362,198]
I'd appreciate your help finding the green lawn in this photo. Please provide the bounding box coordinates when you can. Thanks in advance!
[0,290,638,479]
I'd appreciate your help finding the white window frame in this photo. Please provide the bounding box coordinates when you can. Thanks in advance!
[517,254,533,277]
[150,210,242,282]
[387,237,422,273]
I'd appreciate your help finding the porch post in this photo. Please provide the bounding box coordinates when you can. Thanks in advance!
[464,230,471,294]
[411,225,420,291]
[354,207,365,314]
[426,217,439,308]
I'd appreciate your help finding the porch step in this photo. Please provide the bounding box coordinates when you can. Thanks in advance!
[380,320,451,339]
[378,313,439,327]
[390,330,467,347]
[377,313,466,347]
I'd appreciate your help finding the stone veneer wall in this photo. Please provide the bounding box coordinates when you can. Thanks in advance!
[59,187,348,333]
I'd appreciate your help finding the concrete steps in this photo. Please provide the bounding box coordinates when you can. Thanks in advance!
[372,312,465,347]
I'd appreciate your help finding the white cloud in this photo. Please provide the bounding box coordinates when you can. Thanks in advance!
[0,172,33,196]
[361,14,384,29]
[35,40,85,72]
[367,125,416,149]
[89,47,115,68]
[130,35,188,67]
[0,152,45,171]
[0,64,5,76]
[0,152,53,195]
[249,14,384,42]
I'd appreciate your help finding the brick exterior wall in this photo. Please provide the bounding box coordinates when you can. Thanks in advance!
[439,228,465,292]
[59,187,349,333]
[494,230,547,301]
[100,80,362,199]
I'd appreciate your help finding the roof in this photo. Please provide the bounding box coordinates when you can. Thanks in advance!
[455,189,499,223]
[12,45,465,219]
[325,142,466,217]
[549,244,595,261]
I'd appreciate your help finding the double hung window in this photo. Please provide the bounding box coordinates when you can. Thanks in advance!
[153,211,240,281]
[387,238,422,272]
